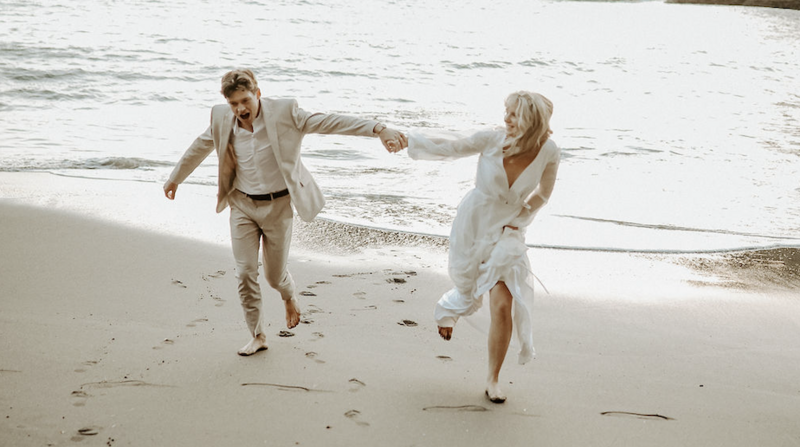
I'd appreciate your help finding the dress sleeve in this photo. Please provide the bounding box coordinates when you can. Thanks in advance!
[408,130,503,161]
[507,142,561,228]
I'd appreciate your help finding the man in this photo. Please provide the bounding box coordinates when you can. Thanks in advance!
[163,69,405,356]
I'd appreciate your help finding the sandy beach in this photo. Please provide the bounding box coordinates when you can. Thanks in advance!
[1,172,798,447]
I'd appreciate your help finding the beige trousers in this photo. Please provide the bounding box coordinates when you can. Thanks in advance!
[228,190,296,337]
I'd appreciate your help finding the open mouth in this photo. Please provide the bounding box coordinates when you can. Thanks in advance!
[239,112,250,121]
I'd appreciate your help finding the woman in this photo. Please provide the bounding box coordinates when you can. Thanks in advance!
[402,91,560,403]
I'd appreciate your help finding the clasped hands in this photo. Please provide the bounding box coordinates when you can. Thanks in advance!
[377,127,408,154]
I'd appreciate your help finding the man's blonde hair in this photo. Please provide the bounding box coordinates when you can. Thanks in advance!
[220,69,259,98]
[503,91,553,158]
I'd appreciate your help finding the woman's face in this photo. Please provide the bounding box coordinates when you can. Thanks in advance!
[504,100,520,137]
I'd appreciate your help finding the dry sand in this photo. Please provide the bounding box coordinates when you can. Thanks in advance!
[1,172,798,446]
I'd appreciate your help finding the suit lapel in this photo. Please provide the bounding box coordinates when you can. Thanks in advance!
[219,113,234,160]
[218,112,236,195]
[261,99,283,165]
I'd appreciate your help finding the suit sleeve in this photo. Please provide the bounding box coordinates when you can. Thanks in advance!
[290,100,378,137]
[168,122,215,184]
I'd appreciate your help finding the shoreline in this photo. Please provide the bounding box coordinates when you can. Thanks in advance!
[666,0,800,10]
[2,171,797,256]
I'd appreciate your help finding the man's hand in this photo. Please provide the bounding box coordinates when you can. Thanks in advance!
[164,181,178,200]
[378,127,407,153]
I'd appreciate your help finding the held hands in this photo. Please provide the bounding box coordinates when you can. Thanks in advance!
[377,127,407,153]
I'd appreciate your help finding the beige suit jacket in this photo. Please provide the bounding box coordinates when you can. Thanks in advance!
[168,98,379,221]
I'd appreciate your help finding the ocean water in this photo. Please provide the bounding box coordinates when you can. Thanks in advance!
[1,0,799,253]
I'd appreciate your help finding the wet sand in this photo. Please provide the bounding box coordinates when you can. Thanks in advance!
[1,172,798,446]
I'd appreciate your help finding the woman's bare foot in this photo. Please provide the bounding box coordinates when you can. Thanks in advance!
[285,297,301,329]
[237,333,268,356]
[485,381,507,404]
[438,326,453,341]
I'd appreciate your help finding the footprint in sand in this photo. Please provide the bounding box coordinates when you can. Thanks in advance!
[351,305,377,311]
[348,378,365,392]
[316,281,332,285]
[436,355,453,362]
[300,291,317,297]
[600,411,675,421]
[393,299,405,303]
[305,305,325,314]
[397,320,418,327]
[74,360,99,373]
[203,270,226,280]
[305,352,325,364]
[353,291,366,299]
[211,293,226,307]
[344,410,369,426]
[153,338,175,350]
[70,390,90,407]
[171,279,187,288]
[311,332,325,341]
[278,331,294,337]
[71,425,102,441]
[186,318,208,328]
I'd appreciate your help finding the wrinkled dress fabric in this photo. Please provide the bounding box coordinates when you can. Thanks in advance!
[408,130,561,365]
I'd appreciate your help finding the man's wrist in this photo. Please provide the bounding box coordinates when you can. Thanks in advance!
[373,123,387,136]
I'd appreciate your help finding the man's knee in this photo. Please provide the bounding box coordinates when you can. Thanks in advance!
[265,268,292,289]
[235,262,259,284]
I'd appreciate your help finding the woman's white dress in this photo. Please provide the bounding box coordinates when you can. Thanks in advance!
[408,130,561,365]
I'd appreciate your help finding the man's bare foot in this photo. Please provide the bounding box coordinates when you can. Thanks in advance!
[237,333,268,356]
[285,297,301,329]
[438,326,453,341]
[485,381,507,404]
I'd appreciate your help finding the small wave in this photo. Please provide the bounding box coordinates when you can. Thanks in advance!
[519,59,551,67]
[0,157,174,172]
[0,87,100,102]
[447,61,511,70]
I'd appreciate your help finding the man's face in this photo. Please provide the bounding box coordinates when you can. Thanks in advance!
[227,88,261,128]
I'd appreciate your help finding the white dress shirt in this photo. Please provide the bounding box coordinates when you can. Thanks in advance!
[229,114,287,195]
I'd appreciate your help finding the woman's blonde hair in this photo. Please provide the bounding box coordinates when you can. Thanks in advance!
[503,91,553,158]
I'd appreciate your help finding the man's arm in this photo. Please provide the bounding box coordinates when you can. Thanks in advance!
[289,100,406,153]
[163,125,215,200]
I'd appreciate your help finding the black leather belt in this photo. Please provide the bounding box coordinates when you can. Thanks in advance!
[240,188,289,201]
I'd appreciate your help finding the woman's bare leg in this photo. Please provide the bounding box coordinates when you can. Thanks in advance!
[486,281,513,403]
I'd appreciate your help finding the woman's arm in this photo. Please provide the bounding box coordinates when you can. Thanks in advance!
[407,130,503,161]
[507,156,560,228]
